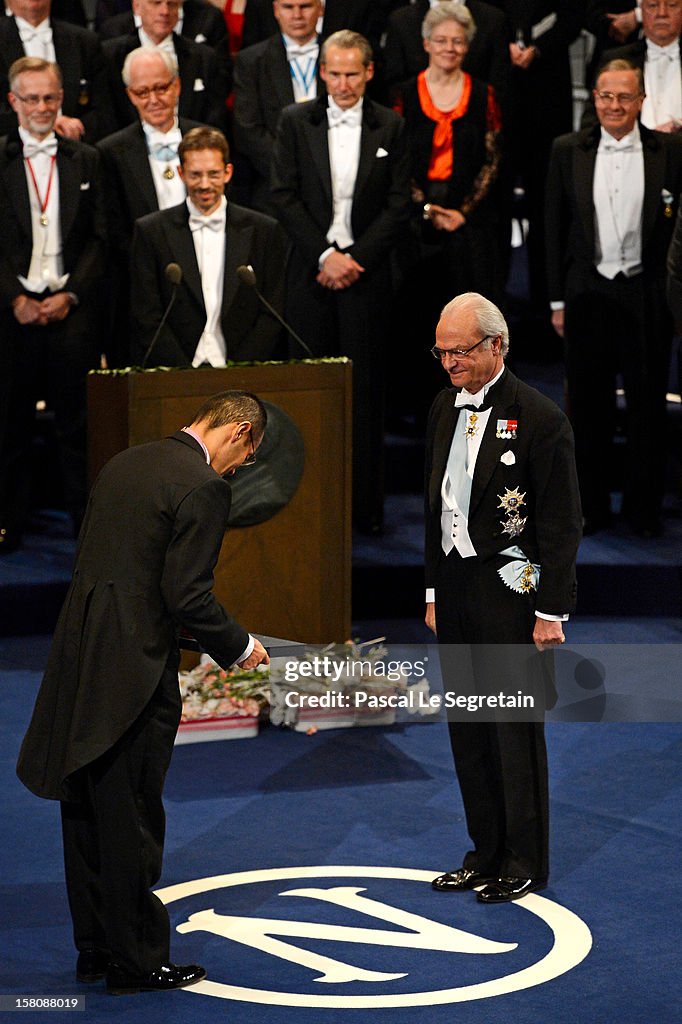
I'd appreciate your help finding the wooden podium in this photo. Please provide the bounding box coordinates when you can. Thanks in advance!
[87,362,352,643]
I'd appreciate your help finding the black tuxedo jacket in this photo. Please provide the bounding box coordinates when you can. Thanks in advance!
[384,0,511,105]
[545,123,682,304]
[582,38,682,128]
[97,116,202,252]
[130,199,286,364]
[0,132,106,311]
[270,95,410,273]
[103,30,229,130]
[233,33,322,183]
[99,0,227,47]
[0,16,114,141]
[16,430,250,801]
[424,368,581,617]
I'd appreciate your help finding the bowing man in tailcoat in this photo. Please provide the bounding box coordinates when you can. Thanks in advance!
[130,126,286,366]
[425,292,581,903]
[0,0,114,141]
[546,60,682,537]
[233,0,323,213]
[17,390,270,993]
[270,30,410,533]
[0,57,106,554]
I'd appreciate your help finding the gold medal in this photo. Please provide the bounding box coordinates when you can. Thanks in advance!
[163,166,175,180]
[40,213,49,226]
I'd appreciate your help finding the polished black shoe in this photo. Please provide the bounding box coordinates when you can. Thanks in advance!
[476,877,547,903]
[432,868,491,892]
[106,962,206,995]
[76,949,110,983]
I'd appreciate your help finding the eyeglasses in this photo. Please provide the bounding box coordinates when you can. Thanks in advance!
[594,91,642,105]
[431,334,497,361]
[12,92,61,106]
[128,80,176,101]
[429,36,469,49]
[241,434,257,467]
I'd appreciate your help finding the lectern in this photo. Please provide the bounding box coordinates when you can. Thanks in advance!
[87,361,352,643]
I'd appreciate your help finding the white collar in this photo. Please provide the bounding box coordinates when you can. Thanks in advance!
[598,124,642,149]
[18,125,56,148]
[186,194,227,221]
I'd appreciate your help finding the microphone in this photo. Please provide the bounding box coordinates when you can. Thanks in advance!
[236,264,314,359]
[141,263,183,369]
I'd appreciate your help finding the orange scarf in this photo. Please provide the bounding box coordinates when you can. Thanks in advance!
[417,70,471,181]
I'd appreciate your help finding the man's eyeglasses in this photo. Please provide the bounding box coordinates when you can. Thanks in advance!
[431,334,497,361]
[128,80,176,101]
[241,433,257,467]
[13,92,61,106]
[594,91,642,105]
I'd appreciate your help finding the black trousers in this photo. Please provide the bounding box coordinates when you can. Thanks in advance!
[285,256,390,529]
[435,550,550,880]
[60,660,182,974]
[564,270,671,524]
[0,304,99,535]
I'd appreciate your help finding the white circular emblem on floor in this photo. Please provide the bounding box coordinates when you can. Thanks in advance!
[156,865,592,1007]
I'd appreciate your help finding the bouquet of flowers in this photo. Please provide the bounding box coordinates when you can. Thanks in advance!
[179,660,270,723]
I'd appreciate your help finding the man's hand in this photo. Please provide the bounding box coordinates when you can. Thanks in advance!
[316,250,364,290]
[606,10,637,43]
[533,617,565,652]
[426,203,466,233]
[54,114,85,140]
[551,308,565,338]
[425,602,437,634]
[12,293,45,325]
[509,43,537,69]
[238,638,270,669]
[39,292,73,323]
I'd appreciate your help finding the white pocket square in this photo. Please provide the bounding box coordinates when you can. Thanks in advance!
[194,33,207,43]
[376,147,388,158]
[79,181,90,190]
[500,450,516,466]
[193,78,205,92]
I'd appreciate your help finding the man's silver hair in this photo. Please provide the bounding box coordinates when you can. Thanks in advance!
[440,292,510,356]
[122,47,178,87]
[422,2,477,43]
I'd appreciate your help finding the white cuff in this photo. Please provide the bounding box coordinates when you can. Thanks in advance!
[234,634,255,665]
[535,611,569,622]
[425,588,435,604]
[318,246,336,269]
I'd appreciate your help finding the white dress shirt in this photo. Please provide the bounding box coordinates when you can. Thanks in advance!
[642,39,682,129]
[188,195,227,367]
[14,15,55,61]
[139,27,176,56]
[142,120,186,209]
[283,32,319,103]
[593,125,644,280]
[17,128,68,294]
[320,96,363,263]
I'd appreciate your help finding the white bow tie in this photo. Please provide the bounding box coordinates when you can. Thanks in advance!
[18,24,53,45]
[23,138,58,158]
[189,213,224,233]
[148,129,182,149]
[455,387,486,409]
[328,106,362,128]
[648,44,679,63]
[286,41,318,60]
[602,142,636,153]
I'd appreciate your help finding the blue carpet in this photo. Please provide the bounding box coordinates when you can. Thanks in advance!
[2,658,681,1023]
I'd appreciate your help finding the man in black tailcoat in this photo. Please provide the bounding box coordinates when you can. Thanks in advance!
[425,291,581,903]
[17,390,270,994]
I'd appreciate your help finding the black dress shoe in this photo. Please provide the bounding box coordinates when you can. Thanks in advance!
[106,962,206,995]
[76,949,110,983]
[432,868,491,892]
[476,877,547,903]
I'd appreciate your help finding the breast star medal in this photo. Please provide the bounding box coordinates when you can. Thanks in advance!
[498,487,527,538]
[465,412,479,438]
